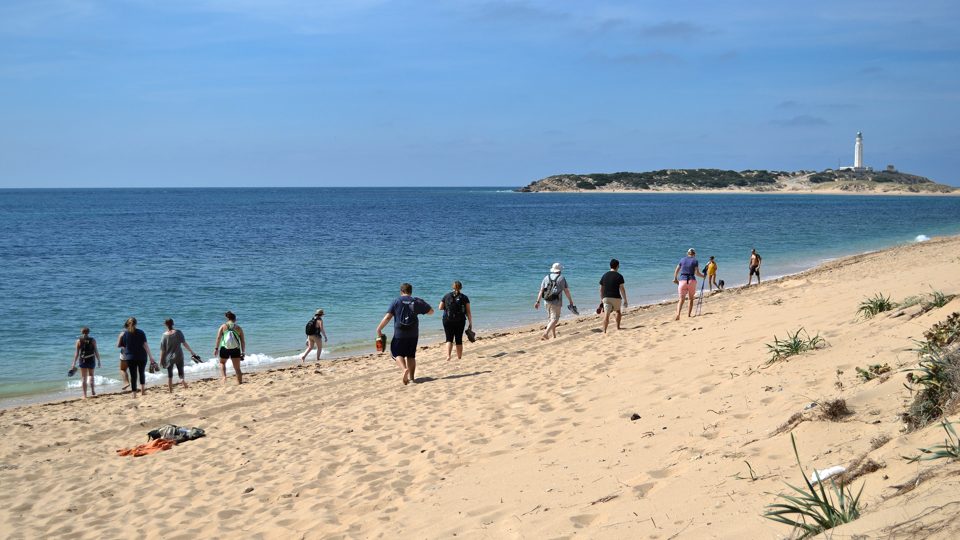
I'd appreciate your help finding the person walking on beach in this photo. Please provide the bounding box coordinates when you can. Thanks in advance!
[71,327,101,398]
[673,249,705,320]
[376,283,433,385]
[599,259,628,333]
[438,281,473,361]
[535,262,576,341]
[300,309,328,364]
[159,319,200,393]
[117,317,156,397]
[214,311,245,385]
[704,256,719,291]
[748,248,762,286]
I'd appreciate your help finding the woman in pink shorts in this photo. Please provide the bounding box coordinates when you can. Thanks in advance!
[673,248,705,320]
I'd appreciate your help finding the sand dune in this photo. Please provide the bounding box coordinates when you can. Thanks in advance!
[3,236,960,539]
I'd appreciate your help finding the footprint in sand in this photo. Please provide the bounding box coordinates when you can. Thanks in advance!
[647,467,672,479]
[633,482,656,498]
[570,514,600,528]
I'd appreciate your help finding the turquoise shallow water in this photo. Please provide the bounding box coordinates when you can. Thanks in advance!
[2,188,959,405]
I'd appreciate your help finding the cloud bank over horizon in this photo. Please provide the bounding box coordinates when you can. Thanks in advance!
[1,0,958,187]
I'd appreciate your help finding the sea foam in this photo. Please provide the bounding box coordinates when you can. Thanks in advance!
[915,234,930,242]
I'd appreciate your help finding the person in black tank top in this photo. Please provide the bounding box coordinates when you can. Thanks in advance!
[72,327,101,398]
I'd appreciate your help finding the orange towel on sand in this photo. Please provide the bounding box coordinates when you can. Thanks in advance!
[116,438,177,457]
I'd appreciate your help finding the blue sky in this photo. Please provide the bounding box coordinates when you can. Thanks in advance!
[1,0,958,187]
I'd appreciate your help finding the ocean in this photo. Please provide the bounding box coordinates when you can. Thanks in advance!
[2,188,960,405]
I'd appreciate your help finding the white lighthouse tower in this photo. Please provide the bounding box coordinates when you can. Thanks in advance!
[854,131,864,170]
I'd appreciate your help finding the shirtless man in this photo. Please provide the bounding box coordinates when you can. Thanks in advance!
[747,249,762,286]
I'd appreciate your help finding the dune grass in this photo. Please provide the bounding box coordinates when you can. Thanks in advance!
[857,292,897,319]
[904,419,960,463]
[764,434,863,538]
[905,313,960,431]
[766,328,827,363]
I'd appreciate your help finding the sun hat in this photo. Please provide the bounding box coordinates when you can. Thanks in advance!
[687,248,696,255]
[315,308,324,316]
[550,262,563,273]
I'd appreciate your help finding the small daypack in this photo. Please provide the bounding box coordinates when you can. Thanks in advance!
[542,275,561,302]
[304,318,317,336]
[445,294,465,321]
[223,325,240,349]
[79,337,95,359]
[396,299,417,329]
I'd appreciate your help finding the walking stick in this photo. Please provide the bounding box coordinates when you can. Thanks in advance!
[696,274,706,316]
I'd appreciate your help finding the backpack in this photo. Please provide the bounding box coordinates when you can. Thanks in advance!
[223,325,241,349]
[542,275,561,302]
[79,337,95,359]
[445,294,466,321]
[305,318,317,336]
[396,298,418,329]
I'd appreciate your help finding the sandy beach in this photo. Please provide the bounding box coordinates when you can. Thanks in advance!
[3,236,960,539]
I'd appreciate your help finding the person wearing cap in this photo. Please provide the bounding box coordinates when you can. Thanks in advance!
[673,248,705,320]
[300,309,328,364]
[535,262,576,340]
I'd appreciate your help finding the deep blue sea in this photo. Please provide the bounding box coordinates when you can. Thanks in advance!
[2,188,960,404]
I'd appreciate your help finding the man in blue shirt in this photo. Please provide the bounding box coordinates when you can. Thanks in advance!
[376,282,434,385]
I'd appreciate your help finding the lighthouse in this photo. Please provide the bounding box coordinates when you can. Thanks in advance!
[854,132,863,170]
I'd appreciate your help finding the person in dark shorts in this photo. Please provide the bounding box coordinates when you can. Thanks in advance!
[376,283,433,385]
[438,281,473,361]
[116,317,156,398]
[748,248,762,286]
[160,318,200,393]
[673,248,705,320]
[599,259,628,333]
[213,311,245,385]
[72,327,101,398]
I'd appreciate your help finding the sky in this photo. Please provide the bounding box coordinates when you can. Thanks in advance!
[0,0,958,188]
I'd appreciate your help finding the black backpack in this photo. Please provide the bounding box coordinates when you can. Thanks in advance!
[304,318,317,336]
[445,293,466,321]
[79,337,95,359]
[542,275,561,302]
[396,299,417,329]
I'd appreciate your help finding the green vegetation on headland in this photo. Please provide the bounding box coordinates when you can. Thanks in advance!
[517,168,957,194]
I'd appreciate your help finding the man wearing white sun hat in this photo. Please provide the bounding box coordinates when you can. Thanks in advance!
[534,262,577,340]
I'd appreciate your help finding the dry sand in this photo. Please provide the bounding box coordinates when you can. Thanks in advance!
[3,236,960,539]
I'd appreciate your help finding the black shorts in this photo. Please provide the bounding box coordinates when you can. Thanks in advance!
[390,336,418,359]
[219,347,242,359]
[443,318,466,345]
[749,266,760,277]
[78,358,96,369]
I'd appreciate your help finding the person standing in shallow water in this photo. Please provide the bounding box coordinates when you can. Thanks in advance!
[72,327,101,398]
[214,311,245,385]
[673,248,705,320]
[748,248,762,286]
[117,317,156,397]
[438,281,473,361]
[300,309,327,364]
[376,283,433,385]
[159,318,199,393]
